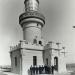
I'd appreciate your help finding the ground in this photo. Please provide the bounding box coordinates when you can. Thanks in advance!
[0,71,74,75]
[0,72,18,75]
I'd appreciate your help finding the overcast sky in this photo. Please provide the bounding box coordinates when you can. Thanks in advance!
[0,0,75,65]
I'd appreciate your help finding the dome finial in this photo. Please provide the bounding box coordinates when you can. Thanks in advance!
[24,0,39,12]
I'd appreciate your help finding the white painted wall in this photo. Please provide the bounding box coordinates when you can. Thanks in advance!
[11,50,21,74]
[58,54,67,73]
[43,49,52,66]
[23,22,42,43]
[21,49,44,75]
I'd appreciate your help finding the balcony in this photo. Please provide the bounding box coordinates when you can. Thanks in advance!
[19,11,45,27]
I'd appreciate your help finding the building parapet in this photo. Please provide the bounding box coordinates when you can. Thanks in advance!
[10,41,65,52]
[10,43,21,51]
[10,40,44,52]
[44,41,63,51]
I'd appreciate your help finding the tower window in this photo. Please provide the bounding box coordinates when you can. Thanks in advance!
[39,41,42,45]
[33,56,37,66]
[15,57,17,67]
[33,36,37,44]
[46,58,48,65]
[37,23,39,26]
[33,39,37,44]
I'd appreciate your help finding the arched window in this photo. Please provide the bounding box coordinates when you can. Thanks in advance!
[54,57,58,71]
[33,39,37,44]
[33,36,37,44]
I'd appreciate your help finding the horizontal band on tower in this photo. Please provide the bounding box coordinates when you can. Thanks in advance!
[19,17,45,27]
[19,11,45,25]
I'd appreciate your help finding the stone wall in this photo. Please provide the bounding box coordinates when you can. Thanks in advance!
[10,50,21,74]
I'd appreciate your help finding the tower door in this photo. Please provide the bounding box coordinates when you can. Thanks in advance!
[54,57,58,71]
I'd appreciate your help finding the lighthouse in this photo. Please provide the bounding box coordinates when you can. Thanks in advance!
[10,0,67,75]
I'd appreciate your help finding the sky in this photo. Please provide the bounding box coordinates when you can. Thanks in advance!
[0,0,75,65]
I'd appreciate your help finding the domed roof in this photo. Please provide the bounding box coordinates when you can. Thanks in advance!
[24,0,39,4]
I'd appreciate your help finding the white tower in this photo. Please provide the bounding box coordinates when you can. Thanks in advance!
[19,0,45,43]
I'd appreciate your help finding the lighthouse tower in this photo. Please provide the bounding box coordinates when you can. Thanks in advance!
[19,0,45,43]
